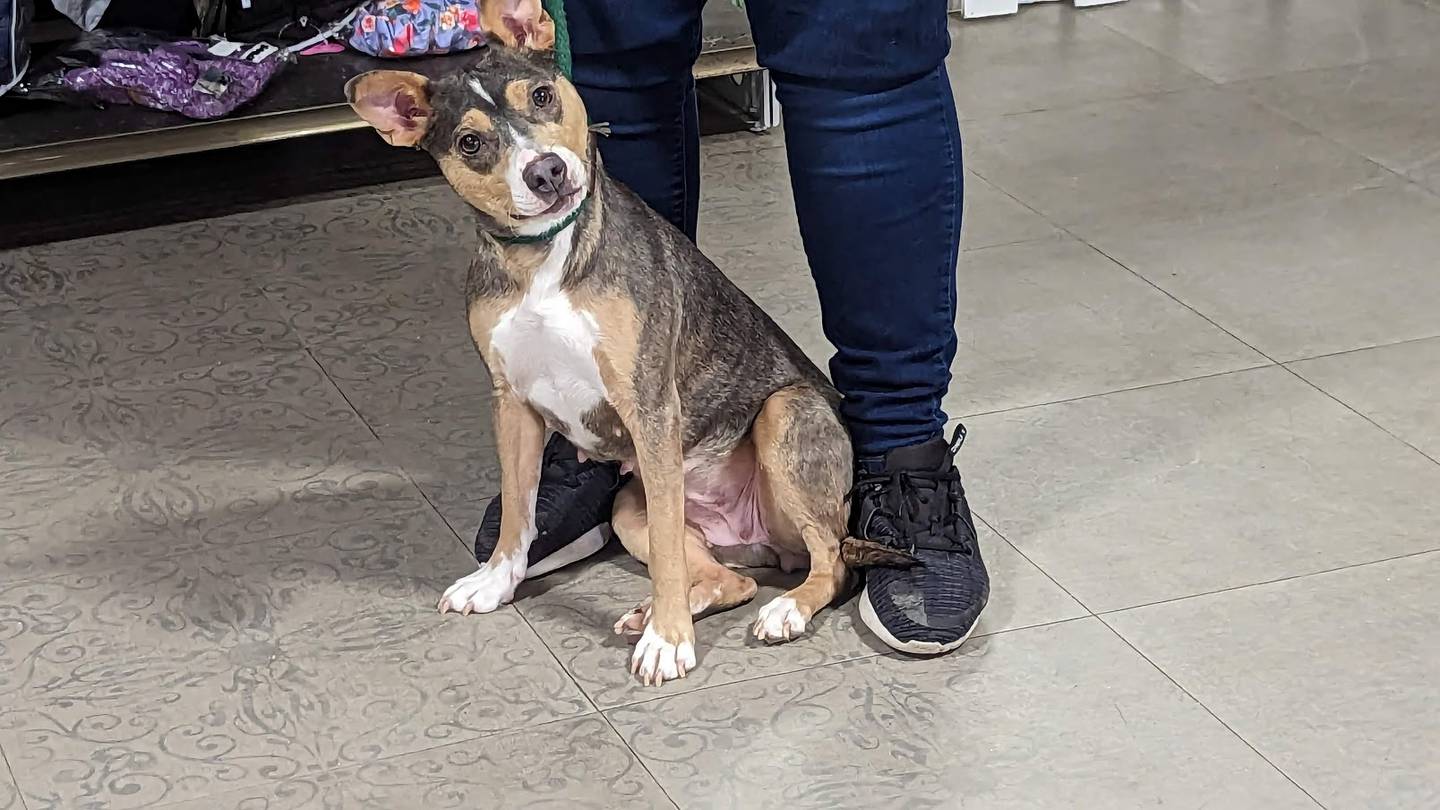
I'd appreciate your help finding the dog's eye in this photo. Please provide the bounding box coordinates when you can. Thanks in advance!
[531,85,555,109]
[458,132,482,156]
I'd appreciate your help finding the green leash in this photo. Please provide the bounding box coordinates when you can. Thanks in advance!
[541,0,573,78]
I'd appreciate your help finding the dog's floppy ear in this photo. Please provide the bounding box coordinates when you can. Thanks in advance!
[479,0,556,51]
[345,71,433,148]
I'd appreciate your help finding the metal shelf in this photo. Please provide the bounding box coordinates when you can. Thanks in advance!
[0,3,760,180]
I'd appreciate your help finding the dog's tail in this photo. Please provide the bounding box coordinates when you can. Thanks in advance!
[839,536,920,569]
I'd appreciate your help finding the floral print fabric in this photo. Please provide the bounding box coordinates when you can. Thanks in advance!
[348,0,485,58]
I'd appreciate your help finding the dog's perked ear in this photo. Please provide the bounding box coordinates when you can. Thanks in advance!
[479,0,556,51]
[345,71,433,148]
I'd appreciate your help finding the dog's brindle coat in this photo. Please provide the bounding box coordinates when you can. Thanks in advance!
[348,4,866,685]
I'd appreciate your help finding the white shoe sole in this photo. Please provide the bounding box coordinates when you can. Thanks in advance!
[524,523,612,579]
[858,584,980,656]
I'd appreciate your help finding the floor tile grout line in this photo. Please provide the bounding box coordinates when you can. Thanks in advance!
[960,230,1440,597]
[0,743,27,810]
[972,513,1097,617]
[1279,363,1440,468]
[1078,234,1296,366]
[956,207,1059,249]
[1397,171,1440,203]
[1081,4,1402,92]
[1095,547,1440,618]
[599,613,1097,714]
[961,163,1293,427]
[299,345,479,561]
[959,232,1063,254]
[503,590,698,807]
[963,76,1222,126]
[965,71,1403,253]
[1233,82,1421,190]
[1281,332,1440,366]
[1094,617,1331,810]
[1076,238,1440,468]
[600,651,883,713]
[301,347,382,445]
[500,601,674,805]
[955,6,1221,127]
[1216,48,1426,88]
[510,604,605,718]
[595,712,684,810]
[951,361,1276,422]
[1054,4,1225,87]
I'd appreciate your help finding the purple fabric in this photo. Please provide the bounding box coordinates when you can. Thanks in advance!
[59,38,288,119]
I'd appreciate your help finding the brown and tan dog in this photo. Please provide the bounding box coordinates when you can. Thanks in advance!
[347,0,894,685]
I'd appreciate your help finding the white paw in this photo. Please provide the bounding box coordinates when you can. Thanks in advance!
[612,598,653,639]
[437,556,525,615]
[752,596,807,643]
[630,624,696,686]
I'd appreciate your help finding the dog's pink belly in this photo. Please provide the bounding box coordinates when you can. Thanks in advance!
[682,442,807,571]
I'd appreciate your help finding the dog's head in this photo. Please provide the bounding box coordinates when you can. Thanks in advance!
[345,0,592,237]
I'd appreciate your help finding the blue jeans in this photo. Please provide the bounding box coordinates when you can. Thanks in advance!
[569,0,962,458]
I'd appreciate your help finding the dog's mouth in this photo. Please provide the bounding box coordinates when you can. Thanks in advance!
[520,187,582,219]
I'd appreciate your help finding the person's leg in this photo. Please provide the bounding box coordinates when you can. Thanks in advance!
[567,0,704,238]
[472,0,703,574]
[745,0,987,653]
[746,0,960,457]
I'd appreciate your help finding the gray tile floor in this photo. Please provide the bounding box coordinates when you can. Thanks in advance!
[3,1,1440,807]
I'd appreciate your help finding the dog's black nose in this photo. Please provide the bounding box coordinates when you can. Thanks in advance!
[523,153,568,196]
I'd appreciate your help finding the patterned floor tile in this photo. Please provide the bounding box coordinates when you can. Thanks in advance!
[608,619,1316,809]
[156,716,672,810]
[0,351,422,582]
[517,522,1084,710]
[0,520,588,809]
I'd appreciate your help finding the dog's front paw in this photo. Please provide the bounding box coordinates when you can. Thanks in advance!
[437,557,525,615]
[630,624,696,686]
[752,596,808,643]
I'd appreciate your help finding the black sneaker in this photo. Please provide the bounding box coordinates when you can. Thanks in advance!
[474,433,624,578]
[850,425,988,655]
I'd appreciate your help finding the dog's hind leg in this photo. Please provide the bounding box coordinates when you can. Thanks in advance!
[750,385,853,643]
[610,478,759,638]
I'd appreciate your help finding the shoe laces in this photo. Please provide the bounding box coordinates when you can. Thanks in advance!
[850,425,974,555]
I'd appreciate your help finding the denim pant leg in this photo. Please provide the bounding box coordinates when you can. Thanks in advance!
[746,0,963,457]
[566,0,704,239]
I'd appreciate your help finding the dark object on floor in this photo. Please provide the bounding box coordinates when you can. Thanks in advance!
[853,425,990,655]
[217,0,359,39]
[472,433,624,579]
[100,0,197,35]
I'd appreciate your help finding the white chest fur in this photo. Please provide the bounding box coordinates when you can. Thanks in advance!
[488,230,608,449]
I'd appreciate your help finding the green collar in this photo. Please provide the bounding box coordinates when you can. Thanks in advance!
[491,196,589,245]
